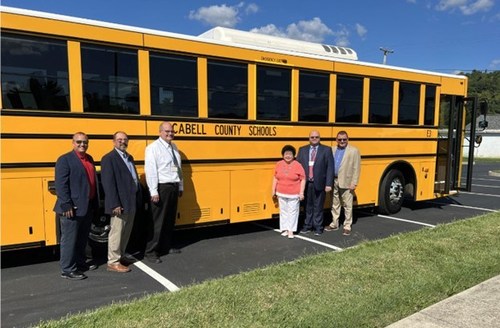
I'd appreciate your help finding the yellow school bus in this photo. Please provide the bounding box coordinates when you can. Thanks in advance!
[0,6,480,250]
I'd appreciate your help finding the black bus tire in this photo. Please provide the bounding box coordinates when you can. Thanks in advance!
[378,169,405,215]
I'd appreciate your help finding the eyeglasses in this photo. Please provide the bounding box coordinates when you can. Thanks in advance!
[337,138,347,141]
[310,136,320,139]
[74,140,89,145]
[163,130,175,134]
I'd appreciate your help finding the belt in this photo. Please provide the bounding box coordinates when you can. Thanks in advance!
[159,182,179,186]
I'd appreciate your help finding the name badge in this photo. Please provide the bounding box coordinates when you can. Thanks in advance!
[171,166,178,172]
[309,161,315,166]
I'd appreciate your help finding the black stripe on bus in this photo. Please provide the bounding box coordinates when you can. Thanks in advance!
[1,241,46,251]
[1,153,436,169]
[0,133,144,140]
[0,133,440,143]
[0,109,439,130]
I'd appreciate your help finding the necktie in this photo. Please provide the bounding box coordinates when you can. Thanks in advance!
[123,153,138,186]
[170,146,183,181]
[309,146,317,180]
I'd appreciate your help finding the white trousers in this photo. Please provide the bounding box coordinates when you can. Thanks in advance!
[278,196,300,232]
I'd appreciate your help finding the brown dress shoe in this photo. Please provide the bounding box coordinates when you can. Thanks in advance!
[342,228,351,236]
[325,225,339,232]
[107,263,131,273]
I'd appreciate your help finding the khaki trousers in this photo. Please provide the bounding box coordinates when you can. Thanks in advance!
[330,178,353,230]
[107,212,135,264]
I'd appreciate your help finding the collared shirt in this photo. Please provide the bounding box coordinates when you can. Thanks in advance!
[74,150,96,199]
[309,145,318,159]
[115,148,139,187]
[334,147,346,177]
[145,137,183,196]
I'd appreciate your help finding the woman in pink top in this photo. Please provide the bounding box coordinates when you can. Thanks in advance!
[272,145,306,238]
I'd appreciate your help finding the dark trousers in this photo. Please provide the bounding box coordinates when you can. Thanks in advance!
[145,183,179,258]
[59,208,93,273]
[303,182,326,233]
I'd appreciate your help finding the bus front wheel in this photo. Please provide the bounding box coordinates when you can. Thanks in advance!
[378,169,404,215]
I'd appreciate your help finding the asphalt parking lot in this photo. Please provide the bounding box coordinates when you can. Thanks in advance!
[2,162,499,328]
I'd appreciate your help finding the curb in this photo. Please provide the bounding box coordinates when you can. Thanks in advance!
[386,275,500,328]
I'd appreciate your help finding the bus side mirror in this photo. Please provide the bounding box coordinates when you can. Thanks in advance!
[480,101,488,116]
[478,100,488,131]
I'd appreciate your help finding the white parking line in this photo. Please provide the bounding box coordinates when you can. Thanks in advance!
[428,202,498,212]
[472,177,500,182]
[472,184,500,189]
[372,214,436,228]
[133,261,180,292]
[253,223,343,251]
[294,233,344,251]
[462,191,500,198]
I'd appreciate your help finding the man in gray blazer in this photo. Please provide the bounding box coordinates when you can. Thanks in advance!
[101,131,142,273]
[297,130,334,235]
[54,132,98,280]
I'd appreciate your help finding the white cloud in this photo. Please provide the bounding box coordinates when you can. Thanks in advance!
[286,17,333,42]
[250,17,358,46]
[463,0,495,15]
[245,3,259,15]
[332,25,350,46]
[490,59,500,69]
[436,0,468,11]
[435,0,494,15]
[189,3,259,27]
[355,23,368,38]
[250,24,287,38]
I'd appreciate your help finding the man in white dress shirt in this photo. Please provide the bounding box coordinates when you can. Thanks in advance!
[144,122,183,263]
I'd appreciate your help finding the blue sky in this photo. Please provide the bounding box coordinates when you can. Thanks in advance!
[2,0,499,73]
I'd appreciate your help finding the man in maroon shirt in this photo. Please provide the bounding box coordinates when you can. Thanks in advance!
[54,132,98,280]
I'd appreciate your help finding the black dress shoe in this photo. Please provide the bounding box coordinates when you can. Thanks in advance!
[61,271,87,280]
[121,253,138,262]
[168,248,181,254]
[145,256,162,264]
[78,264,98,271]
[87,264,98,271]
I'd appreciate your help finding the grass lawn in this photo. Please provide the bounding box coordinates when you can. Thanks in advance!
[39,212,500,328]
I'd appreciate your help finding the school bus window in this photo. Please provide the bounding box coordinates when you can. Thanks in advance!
[398,82,420,125]
[81,44,139,114]
[208,60,248,119]
[1,33,70,111]
[336,75,363,123]
[150,52,198,117]
[256,65,291,121]
[369,78,393,124]
[424,85,436,126]
[298,71,329,122]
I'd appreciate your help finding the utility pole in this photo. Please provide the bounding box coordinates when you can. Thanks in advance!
[379,47,394,65]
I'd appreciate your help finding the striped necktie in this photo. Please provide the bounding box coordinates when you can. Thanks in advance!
[309,146,317,180]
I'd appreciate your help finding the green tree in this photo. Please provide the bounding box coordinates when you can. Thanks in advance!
[464,70,500,115]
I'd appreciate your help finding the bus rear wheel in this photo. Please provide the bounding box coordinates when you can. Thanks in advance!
[378,169,404,215]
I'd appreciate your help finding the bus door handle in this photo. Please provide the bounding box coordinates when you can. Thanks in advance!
[48,181,56,194]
